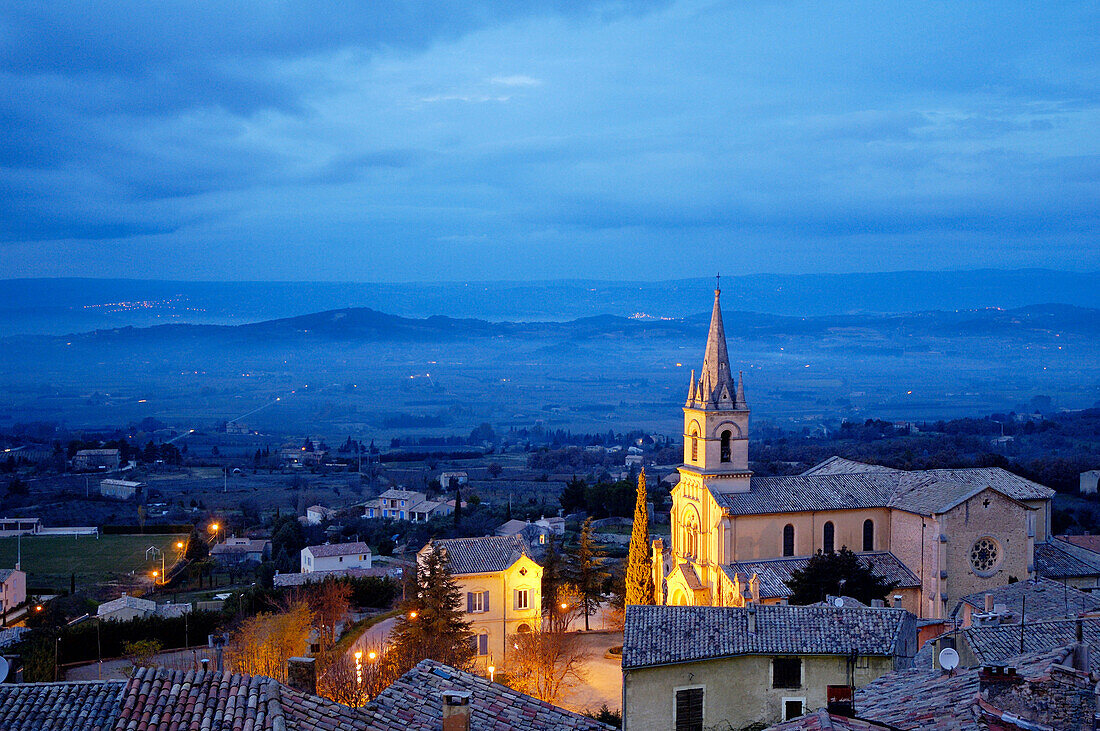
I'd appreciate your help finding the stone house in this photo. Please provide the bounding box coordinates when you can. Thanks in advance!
[209,536,270,566]
[99,478,144,500]
[659,286,1058,619]
[300,542,372,573]
[419,535,542,671]
[96,593,190,622]
[72,448,120,471]
[622,604,917,729]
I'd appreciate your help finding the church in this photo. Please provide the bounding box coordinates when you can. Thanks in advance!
[655,285,1056,619]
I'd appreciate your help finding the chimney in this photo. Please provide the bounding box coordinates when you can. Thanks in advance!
[985,594,994,612]
[747,605,757,634]
[871,599,884,608]
[441,690,472,731]
[286,657,316,695]
[200,658,209,672]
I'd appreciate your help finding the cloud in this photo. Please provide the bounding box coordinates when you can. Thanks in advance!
[0,0,1097,280]
[490,75,542,87]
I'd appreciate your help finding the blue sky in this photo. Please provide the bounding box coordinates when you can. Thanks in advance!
[2,1,1097,280]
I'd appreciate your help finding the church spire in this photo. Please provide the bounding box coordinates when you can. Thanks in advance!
[694,281,737,408]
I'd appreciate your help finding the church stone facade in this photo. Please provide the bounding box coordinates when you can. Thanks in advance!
[656,286,1056,619]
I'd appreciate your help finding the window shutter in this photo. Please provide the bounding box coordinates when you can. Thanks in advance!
[467,592,474,613]
[478,633,488,655]
[483,591,489,613]
[675,688,704,731]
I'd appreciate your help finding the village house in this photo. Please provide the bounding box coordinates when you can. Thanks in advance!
[1033,535,1100,589]
[71,448,120,471]
[0,568,26,615]
[419,535,542,671]
[658,286,1062,619]
[300,542,372,573]
[440,471,468,489]
[98,478,144,500]
[304,504,337,525]
[364,488,455,522]
[950,577,1100,630]
[622,604,917,729]
[210,536,270,566]
[96,593,190,622]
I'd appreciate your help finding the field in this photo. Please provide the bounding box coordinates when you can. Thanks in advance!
[0,533,189,594]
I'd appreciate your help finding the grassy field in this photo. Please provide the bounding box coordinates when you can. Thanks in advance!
[0,533,188,593]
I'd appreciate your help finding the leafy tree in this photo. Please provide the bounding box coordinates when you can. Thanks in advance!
[228,602,313,682]
[625,468,655,605]
[6,477,28,497]
[388,545,473,673]
[487,462,503,478]
[185,529,209,561]
[560,476,587,514]
[785,546,899,606]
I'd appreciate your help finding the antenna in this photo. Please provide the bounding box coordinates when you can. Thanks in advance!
[938,647,960,672]
[833,597,844,608]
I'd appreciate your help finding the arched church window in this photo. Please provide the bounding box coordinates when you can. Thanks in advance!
[720,430,732,463]
[823,521,835,554]
[863,519,874,551]
[783,524,795,557]
[690,428,699,461]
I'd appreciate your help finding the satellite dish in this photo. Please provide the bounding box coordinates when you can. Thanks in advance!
[833,597,845,608]
[0,656,9,683]
[938,647,960,671]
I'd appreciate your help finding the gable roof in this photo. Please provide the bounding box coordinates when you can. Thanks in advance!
[426,535,533,575]
[304,541,370,558]
[1057,534,1100,553]
[724,552,920,600]
[0,680,124,731]
[365,659,613,730]
[622,604,915,670]
[710,459,1053,517]
[96,594,156,616]
[952,577,1100,623]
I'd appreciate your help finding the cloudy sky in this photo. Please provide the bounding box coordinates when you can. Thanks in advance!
[2,1,1097,281]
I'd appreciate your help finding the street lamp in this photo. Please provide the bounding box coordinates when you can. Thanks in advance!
[208,523,221,544]
[487,665,496,683]
[408,611,418,620]
[368,651,377,661]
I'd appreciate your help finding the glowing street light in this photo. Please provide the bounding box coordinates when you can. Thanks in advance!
[409,611,418,620]
[35,605,43,612]
[487,665,496,682]
[354,650,363,660]
[368,651,377,661]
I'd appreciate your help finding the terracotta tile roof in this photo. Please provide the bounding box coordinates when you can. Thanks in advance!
[854,646,1076,731]
[364,659,614,730]
[713,458,1053,517]
[425,535,532,575]
[117,666,376,731]
[0,680,124,731]
[953,577,1100,623]
[724,552,920,600]
[304,541,370,558]
[623,604,916,669]
[767,708,896,730]
[1034,538,1100,578]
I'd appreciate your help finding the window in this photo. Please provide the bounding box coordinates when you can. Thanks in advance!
[674,687,704,731]
[720,430,731,463]
[823,521,835,554]
[773,657,801,689]
[783,699,805,721]
[467,591,488,613]
[783,524,795,557]
[515,589,530,610]
[469,632,489,656]
[970,537,1001,575]
[690,429,699,461]
[863,519,874,551]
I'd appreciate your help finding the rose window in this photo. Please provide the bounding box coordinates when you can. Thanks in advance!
[970,537,1000,574]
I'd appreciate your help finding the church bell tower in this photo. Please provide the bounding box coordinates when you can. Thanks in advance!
[680,281,751,493]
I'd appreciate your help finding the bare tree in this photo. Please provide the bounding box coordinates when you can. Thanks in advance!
[317,641,394,707]
[506,627,589,705]
[308,576,353,652]
[227,601,313,681]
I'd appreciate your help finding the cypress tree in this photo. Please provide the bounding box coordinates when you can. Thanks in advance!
[625,467,656,605]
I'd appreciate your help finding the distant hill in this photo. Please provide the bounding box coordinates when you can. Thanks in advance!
[19,302,1100,346]
[1,269,1098,336]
